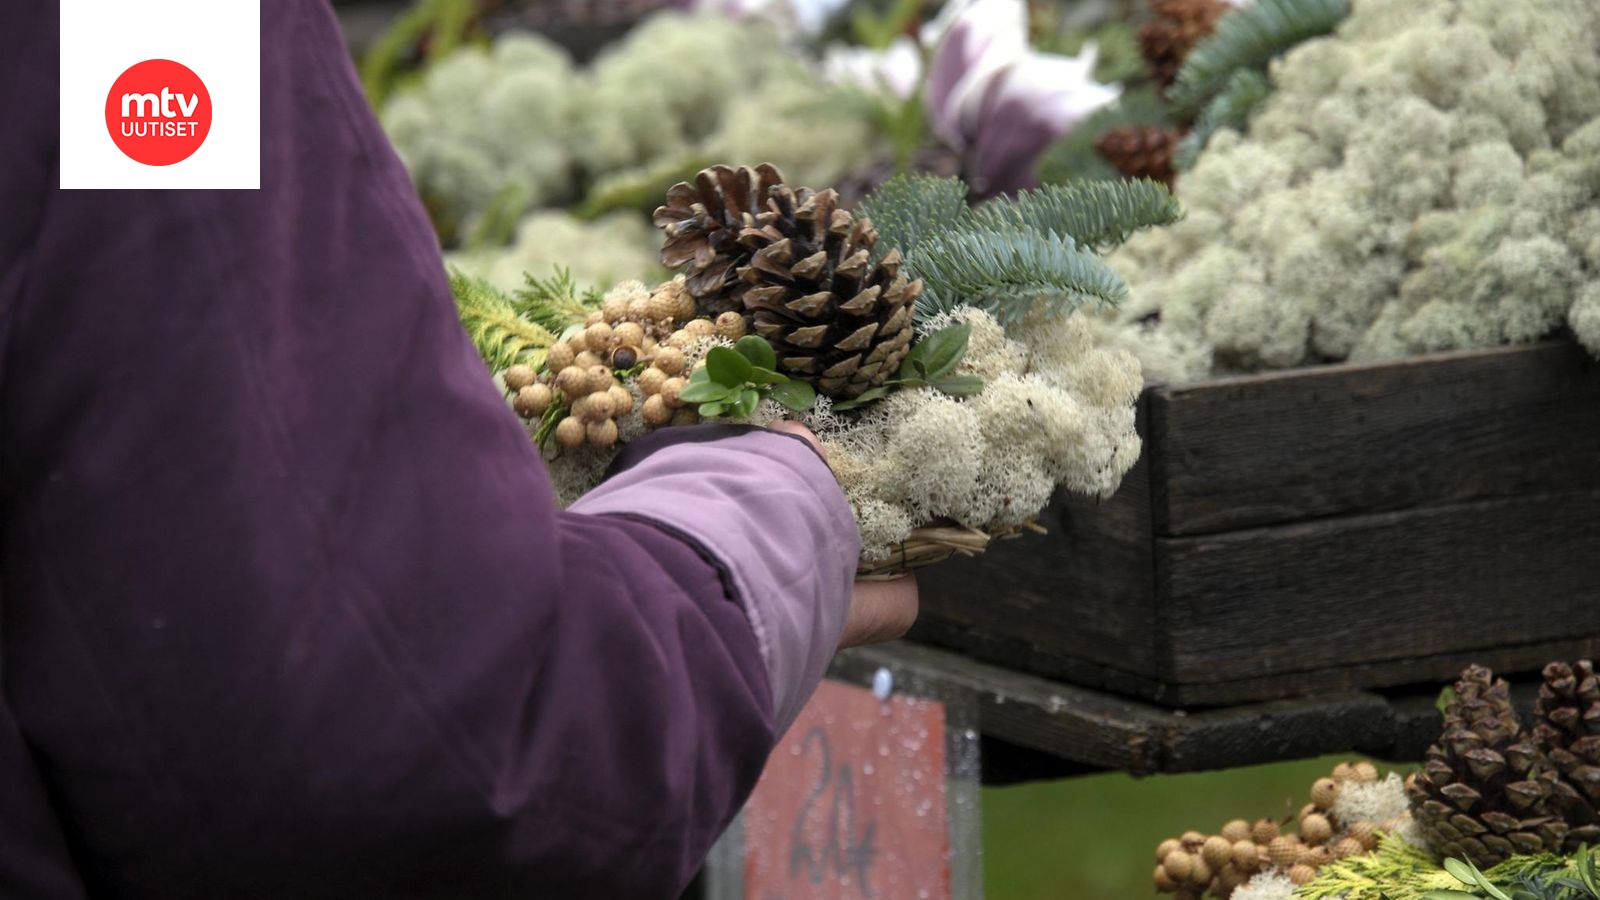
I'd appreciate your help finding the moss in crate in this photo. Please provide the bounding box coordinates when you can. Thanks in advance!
[1098,0,1600,385]
[982,756,1417,899]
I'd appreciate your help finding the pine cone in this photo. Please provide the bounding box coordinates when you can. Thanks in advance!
[1140,0,1231,86]
[654,164,920,399]
[1096,125,1183,186]
[1406,665,1570,868]
[1534,660,1600,848]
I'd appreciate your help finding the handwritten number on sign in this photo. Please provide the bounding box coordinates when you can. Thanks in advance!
[788,727,879,896]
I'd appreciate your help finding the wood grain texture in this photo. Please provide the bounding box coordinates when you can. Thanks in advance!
[830,644,1547,780]
[1151,341,1600,536]
[911,394,1159,681]
[1160,488,1600,690]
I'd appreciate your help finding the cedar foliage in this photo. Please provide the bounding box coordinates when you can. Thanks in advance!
[450,269,560,373]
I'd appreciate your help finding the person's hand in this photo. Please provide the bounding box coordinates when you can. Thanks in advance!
[766,421,920,649]
[839,575,918,649]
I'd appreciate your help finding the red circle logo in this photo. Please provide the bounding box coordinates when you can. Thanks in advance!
[105,60,212,166]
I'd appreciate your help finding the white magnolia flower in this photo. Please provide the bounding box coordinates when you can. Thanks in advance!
[923,0,1120,194]
[822,35,923,99]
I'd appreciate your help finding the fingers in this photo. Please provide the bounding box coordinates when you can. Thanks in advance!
[766,419,823,457]
[838,575,919,650]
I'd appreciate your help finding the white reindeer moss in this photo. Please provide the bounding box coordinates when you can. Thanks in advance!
[1102,0,1600,383]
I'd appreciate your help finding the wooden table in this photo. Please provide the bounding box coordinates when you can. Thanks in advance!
[833,641,1542,785]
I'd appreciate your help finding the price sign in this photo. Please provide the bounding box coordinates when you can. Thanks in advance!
[738,679,953,900]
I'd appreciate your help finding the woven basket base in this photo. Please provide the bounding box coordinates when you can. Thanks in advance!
[855,520,1042,580]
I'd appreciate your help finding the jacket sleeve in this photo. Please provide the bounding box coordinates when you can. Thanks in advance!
[0,2,857,898]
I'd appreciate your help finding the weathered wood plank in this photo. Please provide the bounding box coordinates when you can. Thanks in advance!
[830,643,1546,781]
[1151,341,1600,536]
[1160,489,1600,693]
[911,395,1160,682]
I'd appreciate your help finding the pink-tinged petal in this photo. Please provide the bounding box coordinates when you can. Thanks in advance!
[924,0,1028,148]
[967,53,1121,196]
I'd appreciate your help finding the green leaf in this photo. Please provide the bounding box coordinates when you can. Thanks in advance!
[748,366,788,385]
[679,381,733,404]
[831,385,891,412]
[732,388,761,418]
[698,401,727,418]
[734,335,778,371]
[933,374,985,397]
[1421,893,1482,899]
[768,380,817,412]
[905,323,971,383]
[706,346,753,386]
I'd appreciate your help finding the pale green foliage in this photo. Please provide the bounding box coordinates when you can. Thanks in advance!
[1104,0,1600,384]
[448,210,663,295]
[380,12,882,254]
[449,269,558,372]
[1296,833,1580,900]
[382,35,578,241]
[1169,0,1351,115]
[858,174,1180,326]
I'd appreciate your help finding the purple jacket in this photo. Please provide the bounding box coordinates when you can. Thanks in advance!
[0,3,859,897]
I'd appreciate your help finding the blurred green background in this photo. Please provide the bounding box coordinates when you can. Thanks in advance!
[982,755,1404,898]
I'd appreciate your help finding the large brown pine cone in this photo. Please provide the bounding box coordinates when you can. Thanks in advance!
[653,164,920,400]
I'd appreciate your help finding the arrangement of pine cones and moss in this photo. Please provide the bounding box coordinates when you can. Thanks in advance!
[1407,662,1600,869]
[1152,760,1412,899]
[453,163,1179,572]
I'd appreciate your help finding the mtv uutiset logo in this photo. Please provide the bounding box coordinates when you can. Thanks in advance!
[105,60,213,166]
[60,0,259,189]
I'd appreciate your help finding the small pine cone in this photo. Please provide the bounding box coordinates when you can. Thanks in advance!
[641,394,672,427]
[1220,821,1251,844]
[546,343,575,372]
[647,278,696,325]
[1157,839,1183,863]
[1154,864,1178,893]
[1345,822,1378,850]
[554,416,585,448]
[1230,840,1259,872]
[1301,814,1333,845]
[1288,864,1316,886]
[1096,125,1183,187]
[1333,837,1364,859]
[637,367,668,395]
[1201,836,1232,871]
[1267,836,1300,869]
[1311,778,1340,810]
[586,418,619,448]
[1251,819,1279,845]
[1139,0,1229,86]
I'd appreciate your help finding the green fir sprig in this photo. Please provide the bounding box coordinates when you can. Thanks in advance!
[1168,0,1349,116]
[857,173,1180,327]
[1176,68,1272,171]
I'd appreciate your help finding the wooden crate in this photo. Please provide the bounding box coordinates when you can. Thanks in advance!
[910,340,1600,707]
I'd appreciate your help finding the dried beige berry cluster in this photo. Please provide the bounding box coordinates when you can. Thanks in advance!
[1153,761,1412,899]
[502,277,755,446]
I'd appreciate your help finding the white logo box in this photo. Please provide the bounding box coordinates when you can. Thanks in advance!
[60,0,260,189]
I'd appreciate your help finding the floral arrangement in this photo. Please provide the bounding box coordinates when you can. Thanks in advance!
[1151,660,1600,899]
[454,163,1180,570]
[1094,0,1600,384]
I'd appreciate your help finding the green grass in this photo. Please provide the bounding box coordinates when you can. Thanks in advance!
[984,756,1399,898]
